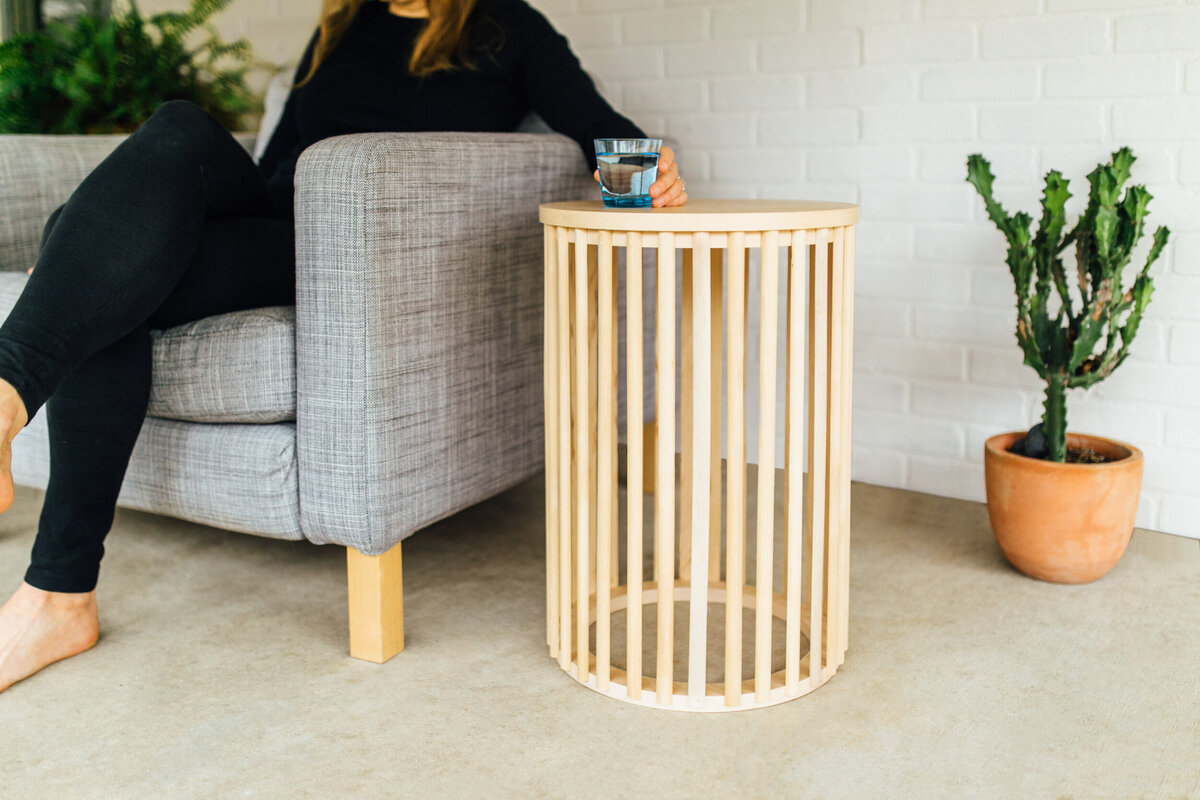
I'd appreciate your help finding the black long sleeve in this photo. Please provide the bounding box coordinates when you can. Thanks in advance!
[254,29,316,195]
[254,0,646,219]
[512,4,646,171]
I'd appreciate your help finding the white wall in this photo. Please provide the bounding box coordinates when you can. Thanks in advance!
[137,0,1200,538]
[534,0,1199,539]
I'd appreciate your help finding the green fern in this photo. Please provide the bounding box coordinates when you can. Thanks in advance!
[0,0,255,133]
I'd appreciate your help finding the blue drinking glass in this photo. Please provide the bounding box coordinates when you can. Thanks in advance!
[594,138,662,208]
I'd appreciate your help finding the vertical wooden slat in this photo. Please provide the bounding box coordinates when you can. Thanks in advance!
[588,245,599,600]
[574,229,591,681]
[597,230,616,691]
[782,245,792,595]
[839,226,856,664]
[754,230,780,703]
[806,228,830,687]
[557,227,573,672]
[724,233,747,708]
[709,247,723,585]
[824,227,845,671]
[688,232,713,709]
[785,231,807,695]
[655,231,677,705]
[611,244,620,592]
[626,231,645,700]
[545,224,559,655]
[679,250,694,582]
[552,226,571,676]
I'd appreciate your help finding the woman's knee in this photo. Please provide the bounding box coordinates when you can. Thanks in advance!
[137,100,227,155]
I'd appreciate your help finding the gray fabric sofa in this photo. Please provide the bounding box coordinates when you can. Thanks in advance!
[0,95,626,661]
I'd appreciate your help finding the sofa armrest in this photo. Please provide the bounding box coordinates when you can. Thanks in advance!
[0,131,257,273]
[293,131,595,553]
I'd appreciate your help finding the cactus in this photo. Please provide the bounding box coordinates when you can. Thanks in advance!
[966,148,1169,462]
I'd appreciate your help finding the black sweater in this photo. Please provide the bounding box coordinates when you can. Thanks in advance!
[256,0,645,219]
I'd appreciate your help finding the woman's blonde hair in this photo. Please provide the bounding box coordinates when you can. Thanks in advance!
[294,0,488,88]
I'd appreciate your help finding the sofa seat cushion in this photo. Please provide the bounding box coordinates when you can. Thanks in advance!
[0,273,295,423]
[149,306,296,423]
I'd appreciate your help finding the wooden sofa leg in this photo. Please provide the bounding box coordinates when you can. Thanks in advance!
[347,543,405,663]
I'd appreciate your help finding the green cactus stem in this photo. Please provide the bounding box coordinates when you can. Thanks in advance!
[967,148,1169,462]
[1043,375,1068,463]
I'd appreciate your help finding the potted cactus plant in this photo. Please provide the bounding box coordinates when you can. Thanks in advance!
[966,147,1169,584]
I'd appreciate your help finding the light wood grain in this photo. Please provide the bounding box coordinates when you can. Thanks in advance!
[597,230,615,691]
[347,544,404,663]
[754,229,780,704]
[557,226,573,672]
[785,231,807,695]
[655,231,677,705]
[574,229,591,681]
[709,247,724,586]
[679,250,693,583]
[545,224,558,655]
[806,228,830,687]
[838,226,855,665]
[540,202,857,711]
[626,230,645,701]
[687,231,713,709]
[724,232,747,708]
[539,199,860,232]
[825,227,845,672]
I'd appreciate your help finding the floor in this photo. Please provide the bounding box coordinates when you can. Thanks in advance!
[1,479,1197,799]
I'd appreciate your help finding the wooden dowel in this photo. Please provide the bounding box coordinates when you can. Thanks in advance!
[825,227,845,672]
[655,231,677,705]
[597,230,615,691]
[626,231,645,700]
[709,247,723,585]
[574,228,591,681]
[724,232,747,708]
[588,245,599,601]
[687,232,713,709]
[679,250,693,583]
[610,244,620,593]
[557,227,573,672]
[784,231,806,695]
[806,228,830,687]
[545,224,558,655]
[754,230,780,703]
[839,226,856,664]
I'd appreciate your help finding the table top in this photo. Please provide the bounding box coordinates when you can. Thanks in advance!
[538,198,859,232]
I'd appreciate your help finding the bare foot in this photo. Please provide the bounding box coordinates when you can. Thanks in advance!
[0,582,99,694]
[0,378,28,513]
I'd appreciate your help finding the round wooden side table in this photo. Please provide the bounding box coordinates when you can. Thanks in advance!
[539,199,858,712]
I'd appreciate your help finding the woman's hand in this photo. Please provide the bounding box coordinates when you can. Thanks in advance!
[592,145,688,208]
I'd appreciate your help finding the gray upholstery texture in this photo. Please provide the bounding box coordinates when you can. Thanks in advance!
[293,131,594,554]
[12,412,303,540]
[0,274,294,424]
[148,306,296,423]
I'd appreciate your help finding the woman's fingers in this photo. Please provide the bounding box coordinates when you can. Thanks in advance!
[656,176,687,207]
[593,169,600,182]
[651,165,680,207]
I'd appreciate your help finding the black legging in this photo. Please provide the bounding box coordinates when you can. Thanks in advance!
[0,100,297,593]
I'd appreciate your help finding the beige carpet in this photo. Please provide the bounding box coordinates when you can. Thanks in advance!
[1,479,1197,799]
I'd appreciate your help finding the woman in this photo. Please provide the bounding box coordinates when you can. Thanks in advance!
[0,0,687,693]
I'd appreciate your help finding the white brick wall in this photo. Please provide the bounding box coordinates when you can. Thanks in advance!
[533,0,1200,540]
[128,0,1200,539]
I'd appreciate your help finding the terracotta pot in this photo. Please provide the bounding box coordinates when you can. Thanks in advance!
[983,432,1143,584]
